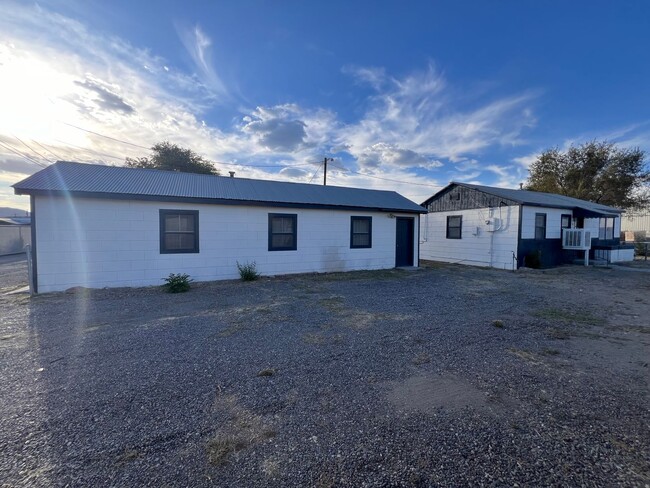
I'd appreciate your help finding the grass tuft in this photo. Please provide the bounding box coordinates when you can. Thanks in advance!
[237,261,260,281]
[257,368,275,377]
[491,320,504,329]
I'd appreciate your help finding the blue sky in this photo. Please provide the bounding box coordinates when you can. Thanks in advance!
[1,0,649,210]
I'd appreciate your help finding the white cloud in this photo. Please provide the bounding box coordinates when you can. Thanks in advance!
[0,2,538,208]
[175,23,229,101]
[512,152,539,169]
[340,64,537,167]
[356,143,442,169]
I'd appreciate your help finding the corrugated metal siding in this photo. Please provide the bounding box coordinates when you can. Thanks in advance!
[621,212,650,233]
[13,161,425,213]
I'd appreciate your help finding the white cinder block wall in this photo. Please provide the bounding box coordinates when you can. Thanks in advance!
[34,196,418,292]
[420,206,519,270]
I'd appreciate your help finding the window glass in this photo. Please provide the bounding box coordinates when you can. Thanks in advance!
[446,215,462,239]
[561,215,571,229]
[351,217,372,248]
[269,214,297,251]
[535,213,546,240]
[160,210,199,253]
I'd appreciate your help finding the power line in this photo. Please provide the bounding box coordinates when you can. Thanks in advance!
[13,136,54,163]
[0,141,48,168]
[308,163,323,184]
[54,139,131,161]
[329,163,442,189]
[32,140,64,161]
[60,122,151,150]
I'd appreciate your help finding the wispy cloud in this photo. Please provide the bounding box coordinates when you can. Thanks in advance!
[176,23,229,102]
[339,63,538,170]
[0,1,541,210]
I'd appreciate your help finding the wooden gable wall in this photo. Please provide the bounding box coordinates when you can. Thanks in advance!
[424,185,519,212]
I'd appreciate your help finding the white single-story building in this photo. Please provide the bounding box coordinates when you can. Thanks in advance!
[0,216,31,256]
[13,161,425,293]
[420,182,634,270]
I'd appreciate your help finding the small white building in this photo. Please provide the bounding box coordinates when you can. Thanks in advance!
[13,162,425,293]
[420,182,634,270]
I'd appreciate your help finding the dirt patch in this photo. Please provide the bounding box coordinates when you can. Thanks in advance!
[385,374,490,413]
[207,392,277,466]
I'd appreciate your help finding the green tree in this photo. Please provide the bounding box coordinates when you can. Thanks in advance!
[525,141,649,209]
[125,141,220,175]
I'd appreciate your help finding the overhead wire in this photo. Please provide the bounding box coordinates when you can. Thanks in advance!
[308,163,323,183]
[0,140,48,168]
[328,162,442,189]
[32,140,64,161]
[60,121,151,150]
[13,136,54,163]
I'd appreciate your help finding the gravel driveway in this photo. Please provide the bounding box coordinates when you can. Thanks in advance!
[1,263,648,486]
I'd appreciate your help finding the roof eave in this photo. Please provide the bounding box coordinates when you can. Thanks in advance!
[16,189,426,214]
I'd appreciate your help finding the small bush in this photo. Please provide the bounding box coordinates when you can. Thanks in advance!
[237,261,260,281]
[633,231,648,256]
[162,273,192,293]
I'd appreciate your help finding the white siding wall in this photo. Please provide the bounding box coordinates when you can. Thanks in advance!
[419,206,519,270]
[520,206,570,239]
[520,206,618,241]
[34,196,418,292]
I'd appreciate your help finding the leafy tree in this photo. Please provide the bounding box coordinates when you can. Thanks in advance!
[125,141,220,175]
[525,141,649,209]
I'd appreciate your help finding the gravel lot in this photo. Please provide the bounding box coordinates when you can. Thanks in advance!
[1,261,649,487]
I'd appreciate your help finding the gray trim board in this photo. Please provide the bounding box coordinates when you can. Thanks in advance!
[30,195,37,294]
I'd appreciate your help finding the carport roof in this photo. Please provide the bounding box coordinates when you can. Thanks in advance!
[13,161,426,214]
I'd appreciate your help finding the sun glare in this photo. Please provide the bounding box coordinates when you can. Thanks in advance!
[0,42,90,146]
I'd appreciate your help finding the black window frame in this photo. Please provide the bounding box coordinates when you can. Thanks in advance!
[534,213,547,240]
[446,215,462,239]
[159,209,199,254]
[561,214,571,230]
[350,216,372,249]
[268,213,298,251]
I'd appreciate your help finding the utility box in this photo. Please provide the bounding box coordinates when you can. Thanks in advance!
[485,218,500,232]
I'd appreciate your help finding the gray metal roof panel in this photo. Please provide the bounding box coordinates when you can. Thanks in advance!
[13,161,426,213]
[422,181,623,215]
[455,182,623,214]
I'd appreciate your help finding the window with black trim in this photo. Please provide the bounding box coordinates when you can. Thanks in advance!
[561,214,571,229]
[446,215,462,239]
[160,210,199,253]
[535,213,546,240]
[268,213,297,251]
[599,217,615,240]
[350,216,372,248]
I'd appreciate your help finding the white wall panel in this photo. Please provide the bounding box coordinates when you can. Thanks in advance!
[34,196,418,292]
[419,206,519,270]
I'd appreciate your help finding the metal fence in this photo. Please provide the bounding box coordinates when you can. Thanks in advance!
[621,212,650,234]
[0,225,31,256]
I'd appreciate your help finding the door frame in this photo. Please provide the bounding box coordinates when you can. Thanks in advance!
[395,216,415,267]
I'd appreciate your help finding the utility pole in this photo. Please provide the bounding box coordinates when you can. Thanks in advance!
[323,157,333,186]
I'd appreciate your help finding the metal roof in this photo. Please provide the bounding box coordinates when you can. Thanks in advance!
[422,182,623,216]
[0,217,31,225]
[13,161,426,214]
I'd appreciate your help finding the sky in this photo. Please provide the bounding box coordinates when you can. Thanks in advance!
[1,1,649,211]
